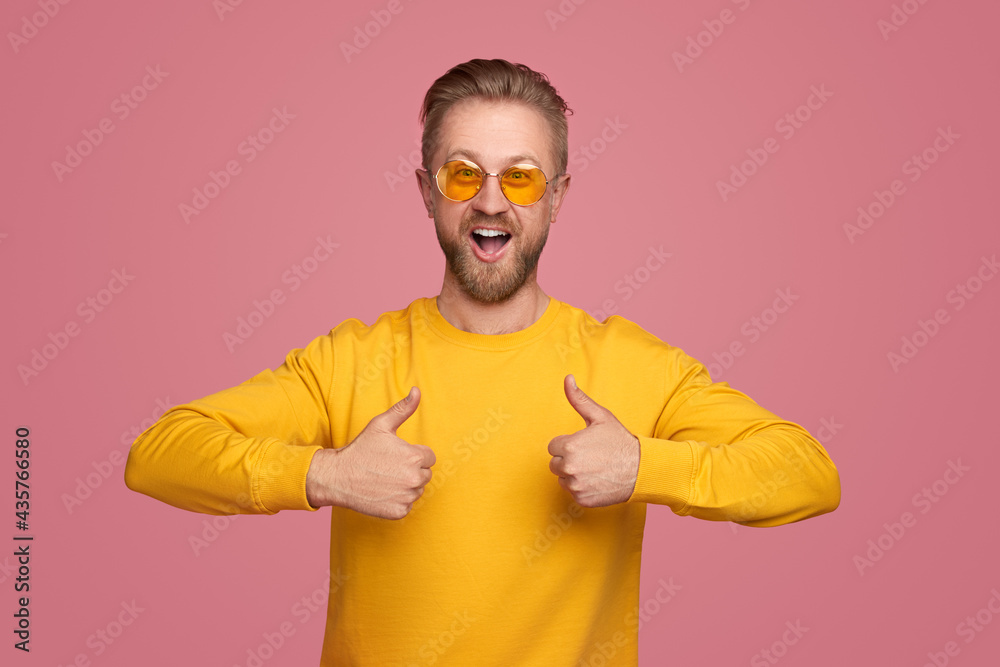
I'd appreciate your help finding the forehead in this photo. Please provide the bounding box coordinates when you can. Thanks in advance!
[434,99,555,173]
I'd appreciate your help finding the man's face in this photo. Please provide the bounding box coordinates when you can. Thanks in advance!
[418,99,570,304]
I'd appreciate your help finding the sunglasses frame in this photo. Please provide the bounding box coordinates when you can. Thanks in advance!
[428,159,554,207]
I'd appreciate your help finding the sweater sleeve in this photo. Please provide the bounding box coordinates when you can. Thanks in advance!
[627,350,841,527]
[124,334,335,515]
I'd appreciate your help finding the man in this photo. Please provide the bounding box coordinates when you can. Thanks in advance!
[125,59,840,666]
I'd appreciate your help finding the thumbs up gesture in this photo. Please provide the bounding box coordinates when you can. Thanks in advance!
[306,387,436,519]
[547,375,641,508]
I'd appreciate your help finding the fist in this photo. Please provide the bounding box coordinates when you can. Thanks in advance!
[547,375,640,508]
[307,387,435,519]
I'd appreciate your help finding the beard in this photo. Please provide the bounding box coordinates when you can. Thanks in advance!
[435,210,549,304]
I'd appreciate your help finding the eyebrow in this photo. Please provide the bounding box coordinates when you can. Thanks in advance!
[446,148,544,169]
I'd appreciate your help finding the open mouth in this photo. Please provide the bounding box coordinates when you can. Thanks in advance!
[471,228,511,255]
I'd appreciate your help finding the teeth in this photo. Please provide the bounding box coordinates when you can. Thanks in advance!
[473,229,509,237]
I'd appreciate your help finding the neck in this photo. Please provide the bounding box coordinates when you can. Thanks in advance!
[436,273,550,335]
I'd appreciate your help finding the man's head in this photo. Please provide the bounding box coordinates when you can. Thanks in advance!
[417,59,573,304]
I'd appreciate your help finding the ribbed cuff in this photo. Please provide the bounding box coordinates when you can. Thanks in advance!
[628,437,695,512]
[254,440,324,513]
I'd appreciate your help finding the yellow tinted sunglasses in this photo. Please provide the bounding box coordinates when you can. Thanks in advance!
[432,159,552,206]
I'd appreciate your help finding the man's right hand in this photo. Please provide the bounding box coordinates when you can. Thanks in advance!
[306,387,435,519]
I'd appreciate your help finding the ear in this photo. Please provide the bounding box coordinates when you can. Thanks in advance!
[547,173,571,224]
[416,168,435,219]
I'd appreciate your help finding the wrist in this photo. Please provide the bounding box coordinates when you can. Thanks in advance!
[305,448,338,508]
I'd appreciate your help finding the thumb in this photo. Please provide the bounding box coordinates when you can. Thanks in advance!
[376,386,420,433]
[564,374,605,427]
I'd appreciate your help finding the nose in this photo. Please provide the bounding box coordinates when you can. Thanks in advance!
[471,172,511,216]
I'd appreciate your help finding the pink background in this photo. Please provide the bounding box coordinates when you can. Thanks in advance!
[4,1,999,665]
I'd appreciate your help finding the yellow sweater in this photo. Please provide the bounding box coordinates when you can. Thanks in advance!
[125,296,840,666]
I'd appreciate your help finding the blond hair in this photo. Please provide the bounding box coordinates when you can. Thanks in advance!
[419,59,572,176]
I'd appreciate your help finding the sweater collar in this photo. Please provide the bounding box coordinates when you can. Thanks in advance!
[421,295,562,350]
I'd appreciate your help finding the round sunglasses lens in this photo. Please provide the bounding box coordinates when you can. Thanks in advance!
[501,165,546,205]
[437,161,482,201]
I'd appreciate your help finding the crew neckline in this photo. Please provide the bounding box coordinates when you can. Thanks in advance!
[422,295,562,350]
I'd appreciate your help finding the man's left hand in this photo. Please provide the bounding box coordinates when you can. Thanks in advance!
[547,374,641,507]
